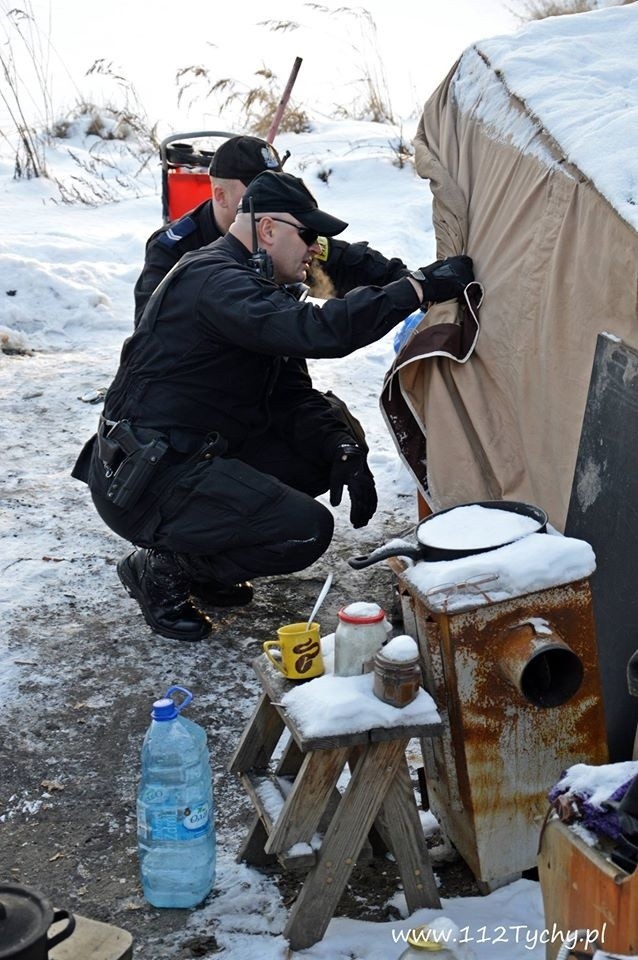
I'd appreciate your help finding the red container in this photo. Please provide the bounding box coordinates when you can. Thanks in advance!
[166,168,212,221]
[160,130,237,224]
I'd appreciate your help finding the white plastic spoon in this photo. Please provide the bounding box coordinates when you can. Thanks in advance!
[306,572,333,629]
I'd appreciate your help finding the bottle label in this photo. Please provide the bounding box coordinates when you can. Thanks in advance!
[138,799,210,841]
[183,803,210,832]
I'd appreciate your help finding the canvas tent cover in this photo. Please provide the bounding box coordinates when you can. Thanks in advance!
[382,4,638,530]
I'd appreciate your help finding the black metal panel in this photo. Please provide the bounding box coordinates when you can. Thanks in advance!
[565,333,638,760]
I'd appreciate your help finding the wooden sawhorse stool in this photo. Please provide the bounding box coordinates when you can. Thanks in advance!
[230,655,443,951]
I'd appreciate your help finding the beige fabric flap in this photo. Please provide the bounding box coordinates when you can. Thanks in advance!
[381,56,638,530]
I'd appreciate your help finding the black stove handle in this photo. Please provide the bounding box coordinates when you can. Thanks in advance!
[348,545,424,569]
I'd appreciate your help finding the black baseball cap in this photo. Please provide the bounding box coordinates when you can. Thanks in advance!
[209,136,283,185]
[241,171,348,237]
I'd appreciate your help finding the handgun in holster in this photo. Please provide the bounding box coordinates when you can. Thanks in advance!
[102,420,168,510]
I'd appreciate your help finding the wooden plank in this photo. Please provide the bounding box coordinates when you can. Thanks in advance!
[386,556,410,577]
[228,691,285,773]
[49,914,133,960]
[345,745,389,859]
[292,729,370,751]
[252,656,321,751]
[316,784,375,863]
[241,772,288,835]
[254,654,442,752]
[284,738,407,951]
[265,746,349,854]
[240,772,317,869]
[253,653,294,702]
[399,587,420,638]
[236,814,277,867]
[236,792,318,871]
[375,754,441,912]
[538,818,638,959]
[278,848,317,871]
[275,735,304,777]
[369,720,442,742]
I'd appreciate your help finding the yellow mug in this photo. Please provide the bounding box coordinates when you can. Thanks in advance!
[263,622,324,680]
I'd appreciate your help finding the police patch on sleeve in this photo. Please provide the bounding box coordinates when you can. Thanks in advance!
[314,236,329,262]
[157,215,198,249]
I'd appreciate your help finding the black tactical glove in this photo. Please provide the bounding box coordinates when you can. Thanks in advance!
[329,443,378,529]
[410,255,474,305]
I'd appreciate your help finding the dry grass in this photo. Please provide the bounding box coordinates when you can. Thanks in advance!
[510,0,635,21]
[303,5,395,123]
[176,63,311,136]
[2,1,403,194]
[0,10,158,183]
[389,126,414,169]
[175,5,396,133]
[0,0,51,177]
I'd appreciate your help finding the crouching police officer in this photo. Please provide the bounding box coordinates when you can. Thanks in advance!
[73,171,474,642]
[133,135,412,571]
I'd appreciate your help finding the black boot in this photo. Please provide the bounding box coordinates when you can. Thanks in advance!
[190,579,254,608]
[117,548,212,641]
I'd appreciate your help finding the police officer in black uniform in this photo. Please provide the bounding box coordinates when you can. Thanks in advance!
[134,134,412,325]
[134,135,411,581]
[134,136,284,325]
[130,134,413,612]
[74,172,474,642]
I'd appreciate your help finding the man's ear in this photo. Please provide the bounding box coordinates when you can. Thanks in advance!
[256,216,276,248]
[212,183,228,207]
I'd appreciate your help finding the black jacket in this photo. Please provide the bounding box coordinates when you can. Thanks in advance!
[133,200,221,325]
[133,200,409,325]
[107,233,419,460]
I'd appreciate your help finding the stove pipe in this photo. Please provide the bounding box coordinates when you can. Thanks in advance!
[497,622,584,707]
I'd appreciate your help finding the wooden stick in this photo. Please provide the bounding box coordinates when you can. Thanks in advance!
[266,57,303,144]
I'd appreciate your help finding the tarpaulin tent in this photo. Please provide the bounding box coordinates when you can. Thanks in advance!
[382,3,638,531]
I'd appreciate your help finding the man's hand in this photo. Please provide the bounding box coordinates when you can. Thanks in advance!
[329,443,378,529]
[411,255,474,304]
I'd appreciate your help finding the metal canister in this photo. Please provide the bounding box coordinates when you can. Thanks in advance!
[373,635,421,708]
[333,602,388,677]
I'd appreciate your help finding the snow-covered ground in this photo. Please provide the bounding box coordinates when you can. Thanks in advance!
[0,115,553,960]
[3,3,634,957]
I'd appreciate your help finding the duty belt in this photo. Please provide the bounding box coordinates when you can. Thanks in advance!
[97,417,169,509]
[97,417,227,510]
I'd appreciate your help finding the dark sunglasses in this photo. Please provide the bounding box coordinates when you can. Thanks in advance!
[256,216,319,246]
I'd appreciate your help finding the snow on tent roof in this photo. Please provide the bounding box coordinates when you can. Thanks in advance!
[454,4,638,231]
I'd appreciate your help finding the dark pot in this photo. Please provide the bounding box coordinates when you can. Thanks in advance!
[349,500,548,570]
[0,884,75,960]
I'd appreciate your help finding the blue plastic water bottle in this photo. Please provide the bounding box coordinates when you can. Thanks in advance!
[393,308,425,353]
[137,686,216,907]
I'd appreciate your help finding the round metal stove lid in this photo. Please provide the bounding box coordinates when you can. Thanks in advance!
[0,883,52,956]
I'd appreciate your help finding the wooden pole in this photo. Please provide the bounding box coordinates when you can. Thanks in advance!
[266,57,303,145]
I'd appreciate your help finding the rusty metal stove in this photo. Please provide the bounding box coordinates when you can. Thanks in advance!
[389,550,608,886]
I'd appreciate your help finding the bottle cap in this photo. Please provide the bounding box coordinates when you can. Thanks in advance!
[151,697,178,721]
[338,602,385,624]
[151,686,193,720]
[405,924,445,950]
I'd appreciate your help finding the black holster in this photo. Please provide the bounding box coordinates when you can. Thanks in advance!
[98,418,169,510]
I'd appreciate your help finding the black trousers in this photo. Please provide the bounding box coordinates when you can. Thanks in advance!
[88,432,335,586]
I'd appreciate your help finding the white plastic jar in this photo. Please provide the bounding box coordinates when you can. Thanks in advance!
[333,601,389,677]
